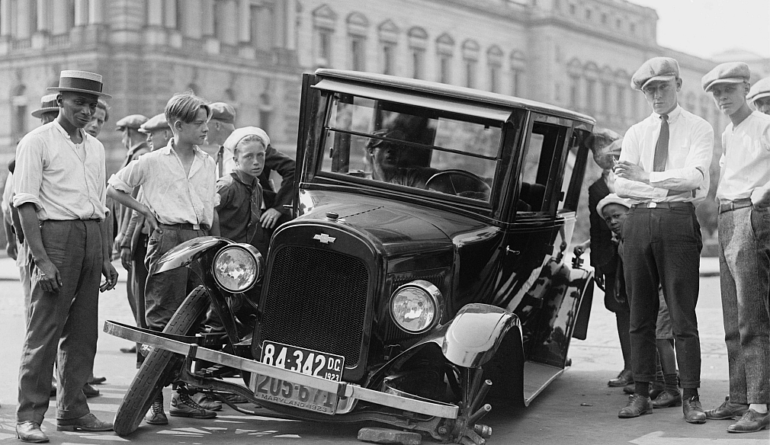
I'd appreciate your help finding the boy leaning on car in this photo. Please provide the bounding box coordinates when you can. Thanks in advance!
[107,91,221,426]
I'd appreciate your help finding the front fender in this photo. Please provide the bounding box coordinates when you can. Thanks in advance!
[442,303,519,368]
[150,236,232,275]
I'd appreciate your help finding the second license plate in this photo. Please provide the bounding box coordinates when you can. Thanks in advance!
[252,341,345,415]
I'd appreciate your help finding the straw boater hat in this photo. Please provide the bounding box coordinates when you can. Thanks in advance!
[47,70,111,99]
[30,93,59,119]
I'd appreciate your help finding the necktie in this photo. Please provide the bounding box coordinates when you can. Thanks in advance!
[653,114,669,172]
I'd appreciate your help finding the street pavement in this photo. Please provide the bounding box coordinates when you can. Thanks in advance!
[0,256,767,444]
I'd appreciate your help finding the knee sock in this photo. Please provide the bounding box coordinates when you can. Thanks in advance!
[663,373,678,394]
[682,388,698,400]
[635,381,650,397]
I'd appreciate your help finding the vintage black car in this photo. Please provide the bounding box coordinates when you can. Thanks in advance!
[107,69,596,444]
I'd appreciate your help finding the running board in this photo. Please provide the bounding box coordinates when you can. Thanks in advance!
[522,361,564,406]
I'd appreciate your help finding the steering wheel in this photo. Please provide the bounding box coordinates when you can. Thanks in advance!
[425,170,491,199]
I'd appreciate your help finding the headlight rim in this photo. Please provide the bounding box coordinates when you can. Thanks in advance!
[211,243,263,293]
[389,279,444,335]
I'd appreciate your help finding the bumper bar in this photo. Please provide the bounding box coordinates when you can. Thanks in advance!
[104,321,458,419]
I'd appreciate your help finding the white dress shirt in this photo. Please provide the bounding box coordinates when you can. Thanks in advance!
[615,105,714,204]
[108,141,219,227]
[716,111,770,201]
[14,121,108,220]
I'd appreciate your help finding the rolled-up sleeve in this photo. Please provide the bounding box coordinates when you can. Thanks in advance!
[108,157,147,194]
[647,120,713,191]
[615,128,668,200]
[13,137,46,212]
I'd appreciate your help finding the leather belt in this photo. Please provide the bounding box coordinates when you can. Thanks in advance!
[160,223,209,231]
[718,198,752,214]
[632,201,693,210]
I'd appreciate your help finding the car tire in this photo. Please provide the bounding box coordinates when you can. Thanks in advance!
[113,285,210,436]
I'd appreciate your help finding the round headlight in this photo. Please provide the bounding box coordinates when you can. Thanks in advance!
[212,244,263,292]
[390,280,443,334]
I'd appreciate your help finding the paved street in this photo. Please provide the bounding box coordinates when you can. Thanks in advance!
[0,257,767,444]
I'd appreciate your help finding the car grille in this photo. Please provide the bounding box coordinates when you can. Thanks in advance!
[259,245,369,367]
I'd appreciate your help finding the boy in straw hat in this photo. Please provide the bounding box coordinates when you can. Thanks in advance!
[701,62,770,433]
[14,70,118,441]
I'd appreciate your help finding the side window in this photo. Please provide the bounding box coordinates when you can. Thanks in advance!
[517,121,567,213]
[558,128,590,212]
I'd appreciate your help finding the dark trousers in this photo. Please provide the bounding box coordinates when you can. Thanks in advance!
[17,220,102,423]
[144,226,206,331]
[130,233,149,329]
[622,205,702,388]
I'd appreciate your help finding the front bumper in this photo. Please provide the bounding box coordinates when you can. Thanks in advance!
[104,320,458,420]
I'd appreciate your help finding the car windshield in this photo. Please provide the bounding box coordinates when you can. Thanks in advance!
[319,93,502,202]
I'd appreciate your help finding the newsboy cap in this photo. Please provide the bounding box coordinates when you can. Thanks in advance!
[631,57,680,91]
[139,113,170,134]
[208,102,236,123]
[115,114,149,131]
[748,76,770,104]
[702,62,750,92]
[48,70,111,98]
[31,93,59,118]
[596,193,631,216]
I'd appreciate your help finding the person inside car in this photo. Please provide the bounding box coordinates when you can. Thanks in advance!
[366,129,438,189]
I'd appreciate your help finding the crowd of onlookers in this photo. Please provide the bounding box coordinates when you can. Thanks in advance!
[3,58,770,443]
[575,58,770,434]
[2,69,295,443]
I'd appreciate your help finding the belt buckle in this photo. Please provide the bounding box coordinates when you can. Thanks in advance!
[192,224,200,230]
[648,202,657,209]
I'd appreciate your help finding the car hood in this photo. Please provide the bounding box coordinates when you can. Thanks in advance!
[296,190,492,257]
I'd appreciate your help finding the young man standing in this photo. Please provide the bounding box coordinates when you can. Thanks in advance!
[14,70,118,442]
[614,57,713,424]
[748,76,770,115]
[701,62,770,433]
[107,92,220,425]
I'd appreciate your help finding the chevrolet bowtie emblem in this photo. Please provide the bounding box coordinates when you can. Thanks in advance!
[313,233,336,244]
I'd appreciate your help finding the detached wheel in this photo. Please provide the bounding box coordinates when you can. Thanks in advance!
[113,286,209,436]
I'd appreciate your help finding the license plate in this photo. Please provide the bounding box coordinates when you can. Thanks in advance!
[251,341,345,415]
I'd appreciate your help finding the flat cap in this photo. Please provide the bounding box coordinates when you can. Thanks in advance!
[748,76,770,103]
[139,113,170,134]
[208,102,236,123]
[631,57,680,91]
[702,62,750,92]
[116,114,148,131]
[596,193,631,216]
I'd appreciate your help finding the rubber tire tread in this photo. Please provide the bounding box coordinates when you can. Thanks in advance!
[113,285,209,436]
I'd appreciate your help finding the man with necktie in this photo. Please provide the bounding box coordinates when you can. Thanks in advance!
[614,57,714,424]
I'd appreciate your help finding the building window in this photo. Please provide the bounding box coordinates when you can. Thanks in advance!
[616,18,622,29]
[411,49,425,79]
[601,13,607,24]
[313,5,338,67]
[601,82,611,114]
[407,27,428,79]
[489,67,500,93]
[350,37,366,71]
[382,43,395,75]
[569,75,579,108]
[439,55,452,84]
[585,9,591,20]
[630,23,636,33]
[317,29,333,66]
[616,84,626,119]
[511,70,521,96]
[510,51,526,97]
[464,60,476,88]
[487,45,503,93]
[462,39,479,88]
[586,79,596,113]
[12,85,27,141]
[569,4,576,14]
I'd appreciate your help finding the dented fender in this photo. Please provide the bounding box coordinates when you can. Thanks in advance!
[150,236,232,275]
[441,303,520,368]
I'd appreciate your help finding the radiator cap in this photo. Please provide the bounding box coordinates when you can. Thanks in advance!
[326,212,339,222]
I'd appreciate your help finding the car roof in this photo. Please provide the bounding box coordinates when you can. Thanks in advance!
[315,69,596,125]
